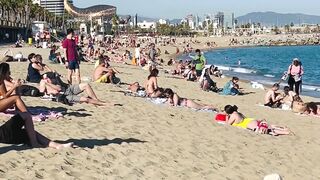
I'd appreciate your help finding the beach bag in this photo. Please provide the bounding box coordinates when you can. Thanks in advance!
[215,114,227,123]
[19,85,40,97]
[294,75,302,82]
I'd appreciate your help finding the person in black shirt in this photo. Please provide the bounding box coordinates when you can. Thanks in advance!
[0,112,74,149]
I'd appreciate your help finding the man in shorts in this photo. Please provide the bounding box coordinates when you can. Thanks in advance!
[39,73,107,106]
[63,28,80,85]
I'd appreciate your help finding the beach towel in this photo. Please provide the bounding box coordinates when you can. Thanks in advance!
[257,103,291,111]
[0,108,64,122]
[147,98,167,104]
[124,90,147,97]
[251,81,265,90]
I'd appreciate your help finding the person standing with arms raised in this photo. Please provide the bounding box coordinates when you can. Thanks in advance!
[287,58,304,95]
[63,29,80,84]
[192,49,207,78]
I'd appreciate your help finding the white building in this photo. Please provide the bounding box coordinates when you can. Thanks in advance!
[158,19,167,25]
[137,21,156,29]
[32,0,73,16]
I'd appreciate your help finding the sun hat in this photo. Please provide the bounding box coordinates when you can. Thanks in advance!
[292,58,299,62]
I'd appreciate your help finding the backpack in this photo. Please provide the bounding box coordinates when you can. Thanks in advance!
[19,85,40,97]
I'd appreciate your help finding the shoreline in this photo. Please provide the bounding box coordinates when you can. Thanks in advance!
[172,41,320,100]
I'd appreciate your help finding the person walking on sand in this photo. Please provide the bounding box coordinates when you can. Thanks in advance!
[148,43,157,63]
[287,58,303,95]
[63,28,80,85]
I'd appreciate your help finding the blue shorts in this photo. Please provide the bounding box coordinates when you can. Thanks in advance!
[68,60,79,70]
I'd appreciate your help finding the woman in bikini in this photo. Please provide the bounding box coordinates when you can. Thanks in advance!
[0,63,28,113]
[224,105,291,135]
[145,69,163,98]
[163,88,218,111]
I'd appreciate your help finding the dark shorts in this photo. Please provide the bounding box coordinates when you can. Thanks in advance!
[0,114,29,144]
[68,60,79,70]
[196,70,202,77]
[64,84,83,103]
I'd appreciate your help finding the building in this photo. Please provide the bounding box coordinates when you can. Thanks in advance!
[137,21,156,29]
[224,12,235,29]
[158,19,167,25]
[32,0,73,16]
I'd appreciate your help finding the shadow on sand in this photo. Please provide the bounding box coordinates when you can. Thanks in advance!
[28,106,92,117]
[62,138,147,149]
[0,138,147,154]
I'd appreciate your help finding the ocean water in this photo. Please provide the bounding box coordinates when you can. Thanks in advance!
[184,45,320,98]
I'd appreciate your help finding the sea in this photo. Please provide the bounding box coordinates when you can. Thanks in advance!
[183,45,320,98]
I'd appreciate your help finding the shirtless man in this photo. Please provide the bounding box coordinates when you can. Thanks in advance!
[145,68,163,97]
[264,83,283,108]
[93,58,115,84]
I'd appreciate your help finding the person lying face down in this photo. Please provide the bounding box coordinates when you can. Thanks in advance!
[0,112,73,149]
[224,105,291,135]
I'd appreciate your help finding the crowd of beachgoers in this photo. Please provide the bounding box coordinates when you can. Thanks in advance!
[1,29,320,151]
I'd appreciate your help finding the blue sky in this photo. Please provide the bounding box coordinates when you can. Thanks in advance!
[74,0,320,19]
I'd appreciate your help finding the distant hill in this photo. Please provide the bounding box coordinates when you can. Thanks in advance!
[236,12,320,26]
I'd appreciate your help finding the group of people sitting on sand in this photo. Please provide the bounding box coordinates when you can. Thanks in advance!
[0,62,74,149]
[264,83,320,117]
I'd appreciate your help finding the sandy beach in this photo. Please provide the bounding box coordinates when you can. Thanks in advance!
[0,35,320,180]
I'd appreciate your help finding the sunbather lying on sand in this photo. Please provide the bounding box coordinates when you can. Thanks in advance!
[292,96,320,117]
[39,73,108,106]
[224,105,291,135]
[163,88,218,111]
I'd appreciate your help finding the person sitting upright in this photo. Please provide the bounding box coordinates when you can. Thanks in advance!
[280,86,297,109]
[222,77,240,95]
[145,68,163,98]
[26,53,54,83]
[0,63,32,114]
[93,57,120,84]
[264,83,283,108]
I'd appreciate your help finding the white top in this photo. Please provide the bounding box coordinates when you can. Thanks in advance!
[135,47,140,59]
